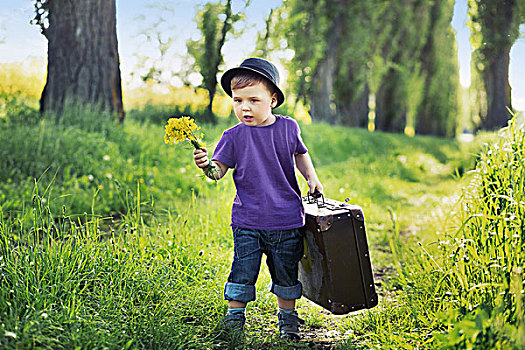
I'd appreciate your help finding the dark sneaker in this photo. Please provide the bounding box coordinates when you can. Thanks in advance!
[217,313,246,345]
[222,312,246,332]
[278,310,305,340]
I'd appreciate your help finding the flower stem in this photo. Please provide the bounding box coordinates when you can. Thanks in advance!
[190,139,219,182]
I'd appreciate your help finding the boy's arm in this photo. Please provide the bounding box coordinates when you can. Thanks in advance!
[294,152,323,194]
[194,148,229,180]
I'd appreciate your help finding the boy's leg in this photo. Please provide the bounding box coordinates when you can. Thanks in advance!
[262,228,305,340]
[229,300,247,309]
[224,227,263,304]
[276,296,295,310]
[222,227,263,332]
[264,228,304,301]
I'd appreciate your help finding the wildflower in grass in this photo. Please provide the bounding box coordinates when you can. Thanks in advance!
[164,116,219,181]
[164,116,203,148]
[4,331,17,339]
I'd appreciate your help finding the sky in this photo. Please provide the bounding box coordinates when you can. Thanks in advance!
[1,0,524,110]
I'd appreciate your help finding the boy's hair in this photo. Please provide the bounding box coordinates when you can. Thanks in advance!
[231,70,277,96]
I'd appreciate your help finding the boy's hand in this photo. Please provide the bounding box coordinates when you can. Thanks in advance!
[308,178,323,196]
[194,147,210,169]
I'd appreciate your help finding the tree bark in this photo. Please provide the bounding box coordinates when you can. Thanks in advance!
[204,0,233,125]
[416,0,458,137]
[338,83,369,128]
[375,70,406,133]
[467,0,519,131]
[41,0,124,122]
[206,87,216,123]
[481,46,513,130]
[309,0,342,124]
[310,54,336,123]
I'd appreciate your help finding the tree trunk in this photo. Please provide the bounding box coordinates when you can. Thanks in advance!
[416,0,458,137]
[41,0,124,122]
[309,0,341,124]
[206,87,216,124]
[338,83,369,128]
[481,46,513,130]
[310,54,336,123]
[375,70,406,133]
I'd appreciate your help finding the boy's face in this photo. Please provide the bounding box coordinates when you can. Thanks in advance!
[232,83,277,127]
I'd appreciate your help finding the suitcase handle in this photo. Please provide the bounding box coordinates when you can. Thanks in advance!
[306,190,325,207]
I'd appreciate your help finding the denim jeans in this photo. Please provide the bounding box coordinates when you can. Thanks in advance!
[224,226,304,303]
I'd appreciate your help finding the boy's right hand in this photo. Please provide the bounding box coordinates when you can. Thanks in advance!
[194,147,210,169]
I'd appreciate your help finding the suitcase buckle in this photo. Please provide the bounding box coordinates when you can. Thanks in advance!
[307,191,325,208]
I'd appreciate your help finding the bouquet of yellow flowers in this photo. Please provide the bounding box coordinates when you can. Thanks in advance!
[164,116,219,181]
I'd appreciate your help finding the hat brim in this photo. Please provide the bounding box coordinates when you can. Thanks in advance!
[220,67,285,108]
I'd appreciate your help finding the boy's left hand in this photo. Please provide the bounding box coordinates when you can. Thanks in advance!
[308,178,323,196]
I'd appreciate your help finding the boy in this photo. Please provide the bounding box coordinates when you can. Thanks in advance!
[193,57,323,340]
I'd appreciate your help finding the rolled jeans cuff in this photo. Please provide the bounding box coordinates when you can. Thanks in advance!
[224,282,256,303]
[269,281,302,300]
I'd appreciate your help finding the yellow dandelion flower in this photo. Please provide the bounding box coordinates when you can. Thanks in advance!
[164,116,203,145]
[163,115,220,182]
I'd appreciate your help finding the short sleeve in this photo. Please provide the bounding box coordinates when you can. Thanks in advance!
[211,130,236,168]
[294,120,308,154]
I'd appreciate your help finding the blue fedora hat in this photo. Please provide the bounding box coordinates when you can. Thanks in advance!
[220,57,285,108]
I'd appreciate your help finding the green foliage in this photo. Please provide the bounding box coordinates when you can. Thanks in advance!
[368,115,525,349]
[126,102,207,125]
[186,0,247,123]
[271,0,328,105]
[468,0,522,55]
[0,183,229,349]
[375,0,433,133]
[0,92,41,126]
[417,0,460,137]
[441,115,525,315]
[0,102,224,220]
[268,0,459,136]
[467,0,523,129]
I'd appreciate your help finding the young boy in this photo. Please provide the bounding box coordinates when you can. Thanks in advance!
[193,57,323,340]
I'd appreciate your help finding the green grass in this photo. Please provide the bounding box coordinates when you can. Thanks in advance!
[1,101,523,349]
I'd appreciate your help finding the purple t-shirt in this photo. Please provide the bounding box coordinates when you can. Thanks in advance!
[212,115,308,230]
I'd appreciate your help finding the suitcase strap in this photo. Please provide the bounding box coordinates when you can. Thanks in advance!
[304,193,351,212]
[305,191,325,207]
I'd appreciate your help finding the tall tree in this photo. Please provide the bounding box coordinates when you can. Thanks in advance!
[187,0,247,124]
[468,0,523,130]
[363,0,396,132]
[269,0,459,135]
[333,0,380,128]
[417,0,459,137]
[276,0,370,126]
[269,0,328,119]
[375,0,432,134]
[33,0,124,122]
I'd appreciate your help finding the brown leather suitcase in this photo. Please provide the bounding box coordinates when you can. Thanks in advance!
[299,194,378,314]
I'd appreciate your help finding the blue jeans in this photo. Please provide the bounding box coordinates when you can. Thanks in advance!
[224,226,304,303]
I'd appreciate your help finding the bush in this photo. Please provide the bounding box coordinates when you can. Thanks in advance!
[433,116,525,348]
[0,104,220,220]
